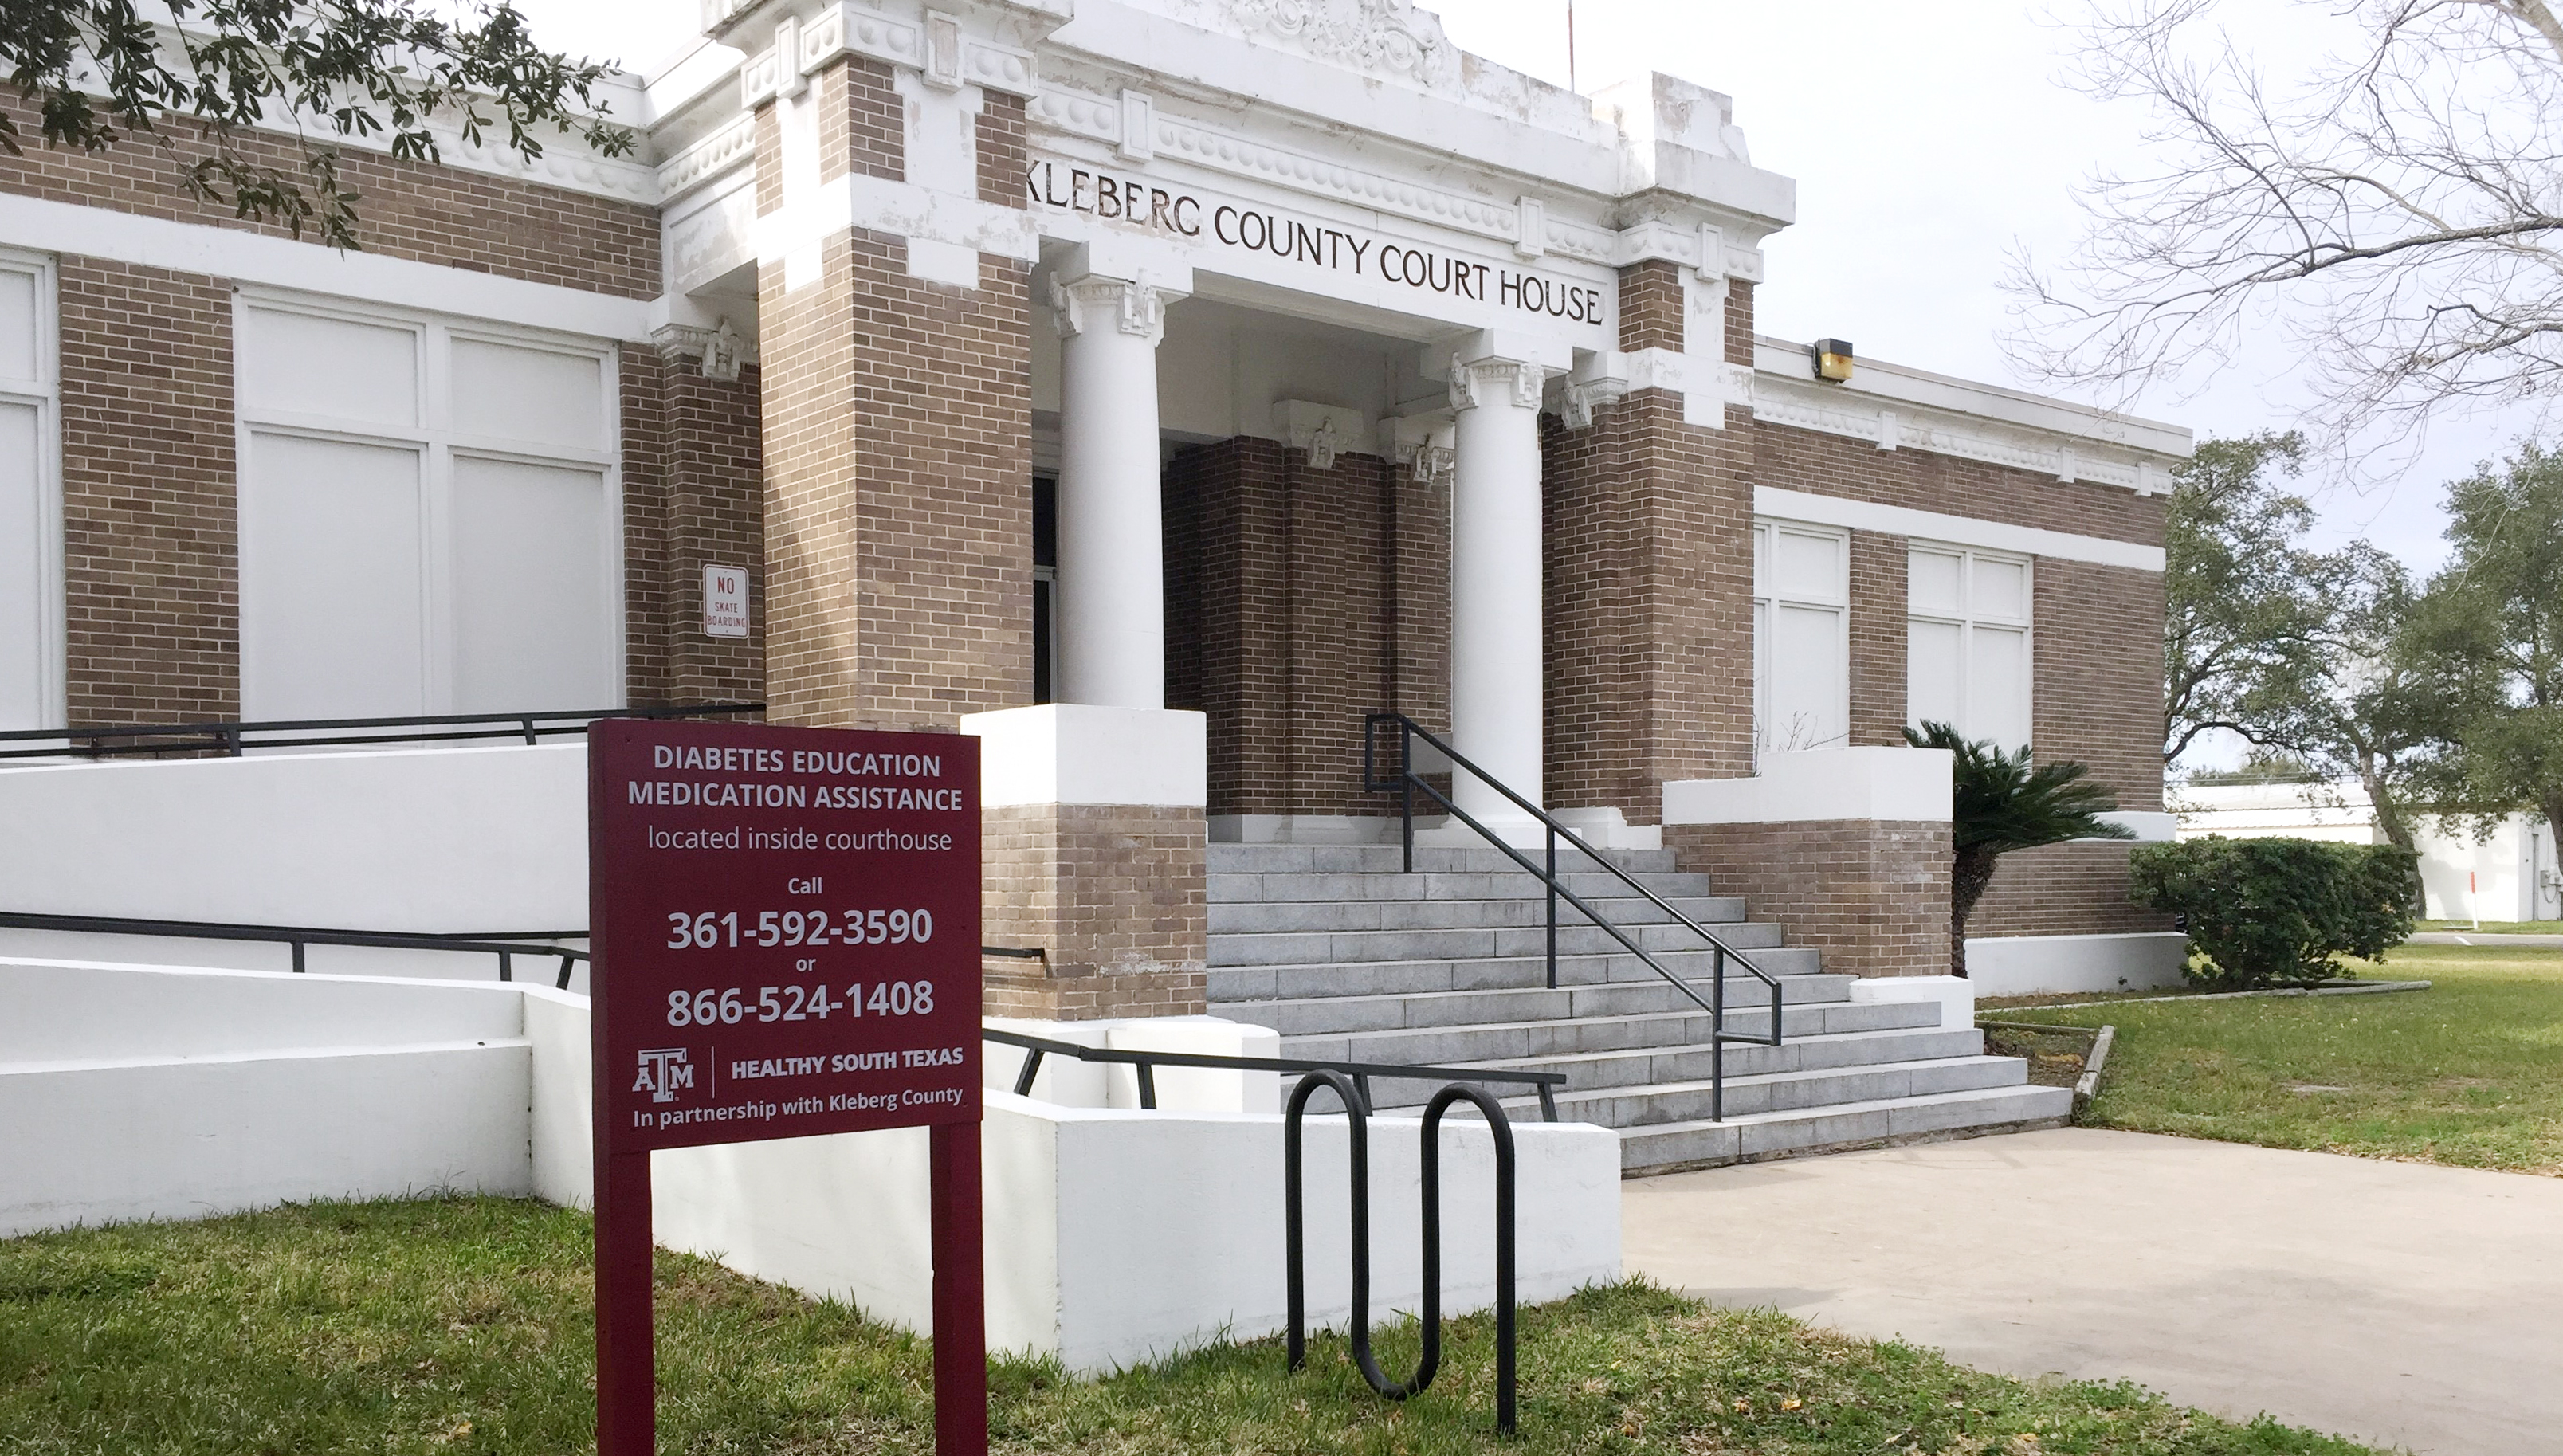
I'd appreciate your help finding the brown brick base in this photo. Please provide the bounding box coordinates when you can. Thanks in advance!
[1968,841,2172,939]
[1666,819,1952,979]
[981,803,1208,1020]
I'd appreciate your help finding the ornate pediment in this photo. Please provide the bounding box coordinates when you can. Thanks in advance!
[1228,0,1453,88]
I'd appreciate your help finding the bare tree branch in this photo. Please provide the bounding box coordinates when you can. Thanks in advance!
[2012,0,2563,449]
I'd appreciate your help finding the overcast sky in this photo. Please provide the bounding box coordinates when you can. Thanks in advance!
[519,0,2544,575]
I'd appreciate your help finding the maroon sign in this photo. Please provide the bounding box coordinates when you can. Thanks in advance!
[588,718,986,1456]
[592,718,982,1152]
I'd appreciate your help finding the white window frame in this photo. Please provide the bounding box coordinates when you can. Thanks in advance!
[231,288,625,716]
[0,247,63,729]
[1906,541,2034,750]
[1752,517,1851,764]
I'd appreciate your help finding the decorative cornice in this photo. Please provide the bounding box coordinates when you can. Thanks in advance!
[1752,371,2169,496]
[1230,0,1454,91]
[656,115,759,205]
[741,2,1037,108]
[1027,81,1773,280]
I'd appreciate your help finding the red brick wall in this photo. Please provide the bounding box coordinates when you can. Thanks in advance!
[982,803,1207,1020]
[1666,819,1953,979]
[0,97,657,298]
[665,363,767,705]
[1752,422,2165,548]
[1971,842,2169,938]
[57,258,237,724]
[1542,388,1755,820]
[1168,437,1423,818]
[1847,529,1907,747]
[756,59,1034,731]
[1751,418,2169,941]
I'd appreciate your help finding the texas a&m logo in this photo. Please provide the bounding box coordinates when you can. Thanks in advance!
[634,1047,693,1103]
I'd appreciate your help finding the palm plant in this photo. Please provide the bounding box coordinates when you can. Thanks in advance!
[1905,722,2135,977]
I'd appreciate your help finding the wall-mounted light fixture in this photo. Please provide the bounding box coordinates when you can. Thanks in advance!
[1811,338,1855,383]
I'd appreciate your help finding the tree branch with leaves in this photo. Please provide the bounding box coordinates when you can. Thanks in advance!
[1907,722,2135,977]
[2,0,632,249]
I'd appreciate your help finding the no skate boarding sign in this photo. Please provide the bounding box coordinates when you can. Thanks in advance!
[587,717,986,1456]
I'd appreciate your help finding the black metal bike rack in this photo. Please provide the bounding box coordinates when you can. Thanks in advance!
[1285,1069,1520,1435]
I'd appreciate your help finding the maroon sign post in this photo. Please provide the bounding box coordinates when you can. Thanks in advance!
[588,718,985,1455]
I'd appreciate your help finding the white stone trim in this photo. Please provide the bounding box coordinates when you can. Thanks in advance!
[2098,810,2178,842]
[0,246,63,730]
[1662,747,1953,826]
[0,193,654,342]
[1965,932,2190,998]
[1753,337,2188,486]
[961,704,1207,808]
[1847,975,1972,1030]
[756,171,1042,278]
[657,115,759,204]
[1752,486,2168,574]
[1026,80,1759,278]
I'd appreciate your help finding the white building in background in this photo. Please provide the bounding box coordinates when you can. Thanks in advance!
[2174,782,2561,924]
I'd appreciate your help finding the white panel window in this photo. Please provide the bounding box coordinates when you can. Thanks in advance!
[1752,519,1850,761]
[235,296,622,720]
[0,249,60,731]
[240,434,427,719]
[449,456,612,711]
[1908,543,2033,751]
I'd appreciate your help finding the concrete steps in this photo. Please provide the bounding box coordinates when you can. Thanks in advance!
[1205,840,2070,1172]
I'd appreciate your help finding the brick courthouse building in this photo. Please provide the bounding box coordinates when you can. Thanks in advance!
[0,0,2188,1156]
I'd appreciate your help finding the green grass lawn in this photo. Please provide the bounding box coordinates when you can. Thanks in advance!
[1993,943,2563,1175]
[0,1196,2382,1455]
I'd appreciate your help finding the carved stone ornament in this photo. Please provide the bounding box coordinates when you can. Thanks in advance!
[1050,272,1178,342]
[1448,354,1547,413]
[1563,377,1628,430]
[1229,0,1452,88]
[1408,442,1456,486]
[1305,417,1342,471]
[650,317,754,383]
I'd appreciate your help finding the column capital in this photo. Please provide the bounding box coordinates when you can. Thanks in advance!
[1049,271,1187,343]
[1447,354,1548,413]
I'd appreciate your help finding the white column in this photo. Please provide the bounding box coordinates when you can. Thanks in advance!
[1447,347,1552,822]
[1050,268,1185,708]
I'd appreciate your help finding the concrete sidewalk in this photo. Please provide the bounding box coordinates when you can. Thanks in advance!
[1624,1128,2561,1456]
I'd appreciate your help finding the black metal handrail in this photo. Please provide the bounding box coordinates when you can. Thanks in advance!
[0,910,588,987]
[1363,711,1784,1121]
[1285,1071,1518,1435]
[0,703,763,760]
[981,1026,1564,1122]
[6,911,1051,995]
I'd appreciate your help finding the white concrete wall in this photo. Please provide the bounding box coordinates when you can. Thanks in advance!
[7,961,1622,1377]
[1662,745,1953,824]
[0,960,542,1237]
[0,743,589,934]
[1965,932,2189,997]
[2177,781,2559,923]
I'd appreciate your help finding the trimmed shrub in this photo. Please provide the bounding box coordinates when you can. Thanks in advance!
[2129,836,2420,990]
